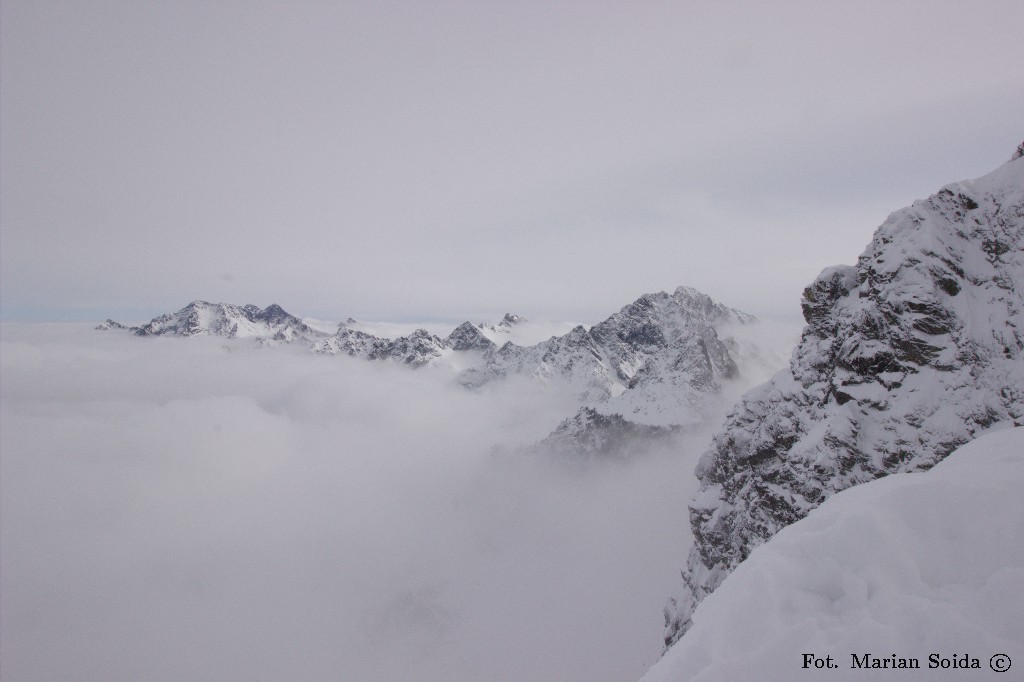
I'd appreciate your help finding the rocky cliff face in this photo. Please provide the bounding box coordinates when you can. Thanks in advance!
[664,146,1024,647]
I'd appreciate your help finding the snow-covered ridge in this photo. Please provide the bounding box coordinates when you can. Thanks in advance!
[533,407,680,460]
[664,144,1024,646]
[645,426,1024,682]
[99,301,327,343]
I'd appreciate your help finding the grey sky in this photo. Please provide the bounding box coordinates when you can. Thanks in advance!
[2,0,1022,324]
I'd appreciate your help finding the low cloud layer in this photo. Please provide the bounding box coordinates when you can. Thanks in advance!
[1,323,793,681]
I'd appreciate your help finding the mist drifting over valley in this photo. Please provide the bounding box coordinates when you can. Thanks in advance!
[0,317,795,681]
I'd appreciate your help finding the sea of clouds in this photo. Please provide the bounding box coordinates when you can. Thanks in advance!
[0,320,794,681]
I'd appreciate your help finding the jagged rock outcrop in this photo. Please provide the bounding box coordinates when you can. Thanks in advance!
[477,313,526,340]
[312,327,449,366]
[312,314,514,365]
[369,328,448,365]
[445,322,497,352]
[536,407,679,459]
[664,144,1024,648]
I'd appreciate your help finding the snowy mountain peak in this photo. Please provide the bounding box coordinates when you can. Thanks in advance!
[500,312,524,326]
[670,285,755,325]
[254,303,291,324]
[477,312,528,340]
[445,322,497,352]
[664,145,1024,648]
[463,288,754,426]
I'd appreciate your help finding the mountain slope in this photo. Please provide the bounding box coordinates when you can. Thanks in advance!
[664,145,1024,646]
[645,427,1024,681]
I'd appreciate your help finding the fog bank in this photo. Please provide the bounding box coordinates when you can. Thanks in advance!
[1,322,789,681]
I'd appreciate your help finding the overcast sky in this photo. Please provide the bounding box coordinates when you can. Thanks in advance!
[2,0,1022,325]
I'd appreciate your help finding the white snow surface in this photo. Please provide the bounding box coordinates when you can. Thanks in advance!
[642,426,1024,682]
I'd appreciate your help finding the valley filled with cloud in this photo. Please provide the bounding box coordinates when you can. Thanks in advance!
[0,321,791,681]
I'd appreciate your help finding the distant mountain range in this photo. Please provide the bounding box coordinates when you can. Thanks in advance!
[99,286,763,449]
